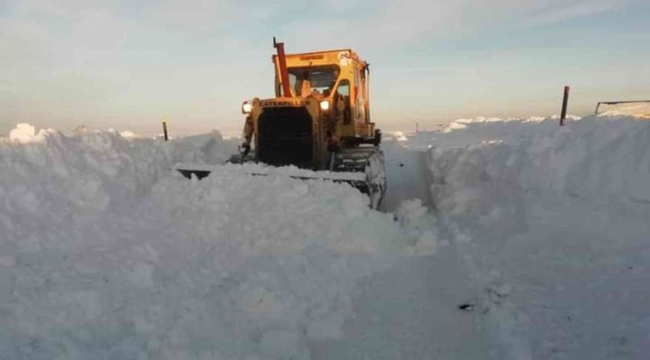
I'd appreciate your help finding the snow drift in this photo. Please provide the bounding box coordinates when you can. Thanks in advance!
[429,115,650,226]
[424,114,650,359]
[0,124,434,360]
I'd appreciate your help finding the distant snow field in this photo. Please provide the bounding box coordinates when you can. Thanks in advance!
[1,114,649,359]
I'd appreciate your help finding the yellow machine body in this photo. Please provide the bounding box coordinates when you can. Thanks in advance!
[243,47,379,171]
[178,40,387,209]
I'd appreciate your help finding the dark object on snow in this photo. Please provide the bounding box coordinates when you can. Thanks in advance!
[560,86,570,126]
[162,119,169,141]
[458,303,475,312]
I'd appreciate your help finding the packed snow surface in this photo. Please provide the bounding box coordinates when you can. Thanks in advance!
[0,124,433,359]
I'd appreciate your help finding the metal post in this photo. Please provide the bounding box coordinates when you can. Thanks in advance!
[560,86,570,126]
[273,37,292,98]
[162,119,169,141]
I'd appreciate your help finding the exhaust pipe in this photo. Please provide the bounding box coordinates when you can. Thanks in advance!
[273,37,293,98]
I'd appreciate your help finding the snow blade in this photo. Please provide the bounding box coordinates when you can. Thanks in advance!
[174,148,386,209]
[176,167,365,186]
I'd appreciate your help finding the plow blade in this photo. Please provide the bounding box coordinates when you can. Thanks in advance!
[175,162,385,209]
[176,166,365,186]
[175,146,386,209]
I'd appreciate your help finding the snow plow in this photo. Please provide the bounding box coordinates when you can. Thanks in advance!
[176,38,386,208]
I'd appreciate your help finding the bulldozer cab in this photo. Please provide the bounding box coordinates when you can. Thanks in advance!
[272,50,373,139]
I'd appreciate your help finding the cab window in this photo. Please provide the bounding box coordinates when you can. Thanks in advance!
[336,80,351,125]
[287,65,340,97]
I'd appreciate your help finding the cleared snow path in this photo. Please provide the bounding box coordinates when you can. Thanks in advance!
[310,251,491,360]
[306,135,495,359]
[380,137,433,211]
[379,132,533,360]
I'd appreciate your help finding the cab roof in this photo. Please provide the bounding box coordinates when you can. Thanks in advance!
[273,48,368,68]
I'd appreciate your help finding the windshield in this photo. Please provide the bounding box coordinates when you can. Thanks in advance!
[288,65,340,97]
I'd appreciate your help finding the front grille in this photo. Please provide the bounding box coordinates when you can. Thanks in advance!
[258,107,313,169]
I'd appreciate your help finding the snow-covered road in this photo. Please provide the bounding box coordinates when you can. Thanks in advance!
[311,252,489,360]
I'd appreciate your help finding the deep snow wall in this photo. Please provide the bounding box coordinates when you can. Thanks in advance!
[1,124,235,213]
[429,115,650,234]
[426,115,650,360]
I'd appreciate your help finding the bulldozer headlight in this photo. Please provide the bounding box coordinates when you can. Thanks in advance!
[320,100,330,111]
[242,102,253,114]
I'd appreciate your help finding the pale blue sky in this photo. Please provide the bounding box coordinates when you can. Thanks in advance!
[1,0,649,136]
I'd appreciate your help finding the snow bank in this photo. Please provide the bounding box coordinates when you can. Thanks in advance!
[391,116,583,153]
[0,124,432,359]
[424,114,650,359]
[0,124,234,212]
[429,114,650,220]
[8,123,43,143]
[597,101,650,118]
